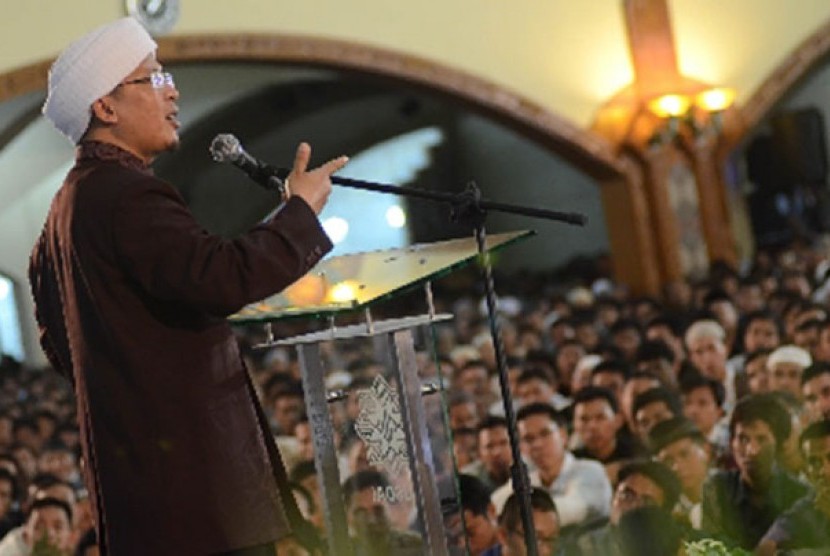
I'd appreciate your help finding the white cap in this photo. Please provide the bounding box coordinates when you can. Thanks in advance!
[42,17,157,144]
[767,345,811,370]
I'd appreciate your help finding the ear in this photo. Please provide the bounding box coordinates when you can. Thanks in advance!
[91,97,118,124]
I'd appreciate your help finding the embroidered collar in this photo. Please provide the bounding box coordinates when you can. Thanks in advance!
[76,141,152,174]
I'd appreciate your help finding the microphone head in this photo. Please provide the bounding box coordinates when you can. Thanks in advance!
[209,133,243,163]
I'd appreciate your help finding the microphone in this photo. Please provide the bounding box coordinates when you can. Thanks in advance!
[209,134,289,197]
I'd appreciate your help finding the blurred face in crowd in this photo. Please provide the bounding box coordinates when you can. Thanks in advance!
[636,357,676,389]
[656,437,710,502]
[556,344,585,384]
[768,362,805,399]
[347,487,391,537]
[745,354,770,394]
[804,373,830,422]
[709,300,739,336]
[744,319,780,353]
[803,434,830,502]
[478,426,512,485]
[634,401,675,441]
[612,328,641,362]
[0,477,13,519]
[816,327,830,363]
[294,421,314,462]
[456,365,490,400]
[646,325,684,367]
[732,420,777,488]
[463,506,498,556]
[0,417,11,450]
[519,414,566,478]
[24,506,72,551]
[517,378,555,406]
[736,283,764,313]
[621,376,660,431]
[453,431,478,469]
[686,335,727,382]
[500,509,560,556]
[37,449,77,484]
[682,386,723,436]
[449,401,479,431]
[610,473,664,526]
[272,394,304,435]
[591,372,624,404]
[574,398,620,458]
[794,325,821,356]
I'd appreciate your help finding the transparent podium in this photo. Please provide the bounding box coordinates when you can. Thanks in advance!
[231,230,531,556]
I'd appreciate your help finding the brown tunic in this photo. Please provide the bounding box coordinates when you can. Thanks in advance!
[28,141,331,555]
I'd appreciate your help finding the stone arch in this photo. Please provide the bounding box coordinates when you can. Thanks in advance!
[0,32,624,179]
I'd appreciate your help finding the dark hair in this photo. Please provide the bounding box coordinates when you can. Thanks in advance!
[592,360,631,381]
[289,460,317,483]
[28,496,72,523]
[478,415,508,434]
[632,387,681,420]
[458,474,492,516]
[800,419,830,448]
[680,374,725,409]
[609,318,642,336]
[617,506,683,556]
[517,368,553,387]
[745,348,773,366]
[646,315,683,337]
[617,460,681,511]
[729,394,792,447]
[516,402,565,428]
[0,467,19,501]
[634,340,675,365]
[647,417,706,454]
[572,386,619,414]
[74,527,97,556]
[342,470,389,508]
[499,487,557,529]
[802,362,830,387]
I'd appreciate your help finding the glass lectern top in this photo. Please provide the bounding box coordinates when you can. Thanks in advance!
[230,229,532,323]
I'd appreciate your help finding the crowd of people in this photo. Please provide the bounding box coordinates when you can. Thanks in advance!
[5,238,830,555]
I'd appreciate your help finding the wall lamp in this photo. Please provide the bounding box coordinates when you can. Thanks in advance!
[647,87,736,145]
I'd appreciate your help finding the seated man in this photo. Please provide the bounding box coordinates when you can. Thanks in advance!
[757,419,830,553]
[802,362,830,422]
[458,475,500,556]
[462,416,513,492]
[631,387,682,443]
[342,470,422,556]
[516,368,570,412]
[701,394,810,549]
[572,460,681,555]
[680,374,729,459]
[491,403,611,529]
[766,345,811,400]
[0,496,73,555]
[496,488,561,556]
[572,387,641,480]
[649,417,712,529]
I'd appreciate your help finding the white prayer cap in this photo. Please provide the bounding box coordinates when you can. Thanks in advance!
[767,345,811,370]
[42,17,157,144]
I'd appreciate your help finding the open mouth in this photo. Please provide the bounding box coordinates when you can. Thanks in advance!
[165,111,180,128]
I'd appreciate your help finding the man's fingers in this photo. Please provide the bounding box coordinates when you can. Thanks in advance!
[319,155,349,176]
[292,142,311,175]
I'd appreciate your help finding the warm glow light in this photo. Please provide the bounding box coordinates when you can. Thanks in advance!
[322,217,349,244]
[696,87,735,112]
[385,205,406,228]
[283,274,327,306]
[328,280,360,303]
[648,94,692,118]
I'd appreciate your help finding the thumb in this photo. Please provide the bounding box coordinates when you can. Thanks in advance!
[292,142,311,175]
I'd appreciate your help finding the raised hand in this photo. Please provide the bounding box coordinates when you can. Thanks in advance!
[287,142,348,214]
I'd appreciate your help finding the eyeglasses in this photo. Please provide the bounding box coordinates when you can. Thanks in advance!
[116,71,175,90]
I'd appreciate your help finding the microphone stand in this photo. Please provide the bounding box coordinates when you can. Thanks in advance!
[278,169,586,556]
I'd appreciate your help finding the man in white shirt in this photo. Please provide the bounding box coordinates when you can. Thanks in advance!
[491,403,611,528]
